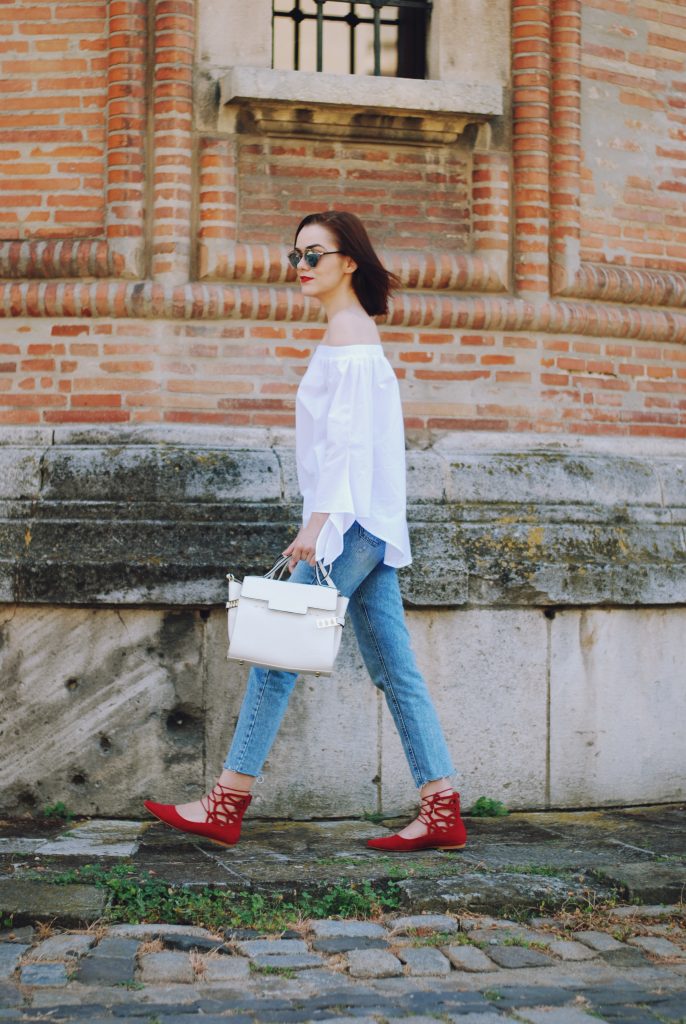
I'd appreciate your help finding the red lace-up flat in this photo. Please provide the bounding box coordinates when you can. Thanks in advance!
[144,783,252,848]
[367,788,467,852]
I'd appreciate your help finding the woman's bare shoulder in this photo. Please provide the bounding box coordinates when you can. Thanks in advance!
[326,308,380,345]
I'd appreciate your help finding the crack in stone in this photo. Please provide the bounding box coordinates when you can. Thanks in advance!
[192,842,251,885]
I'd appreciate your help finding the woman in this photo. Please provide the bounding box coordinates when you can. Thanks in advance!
[145,211,467,853]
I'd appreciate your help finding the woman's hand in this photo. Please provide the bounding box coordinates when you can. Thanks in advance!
[282,512,329,572]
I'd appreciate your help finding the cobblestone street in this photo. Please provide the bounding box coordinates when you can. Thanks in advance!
[0,905,685,1022]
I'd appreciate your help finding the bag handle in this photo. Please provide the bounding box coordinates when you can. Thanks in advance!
[264,554,337,590]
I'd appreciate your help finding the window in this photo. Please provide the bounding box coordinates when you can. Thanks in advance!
[272,0,431,79]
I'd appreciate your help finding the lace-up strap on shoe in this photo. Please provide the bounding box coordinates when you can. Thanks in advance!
[201,783,252,827]
[417,788,460,834]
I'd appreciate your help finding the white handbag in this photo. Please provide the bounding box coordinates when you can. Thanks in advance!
[226,555,349,677]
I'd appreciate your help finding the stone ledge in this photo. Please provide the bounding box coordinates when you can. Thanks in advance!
[222,66,503,115]
[220,66,502,143]
[1,432,684,607]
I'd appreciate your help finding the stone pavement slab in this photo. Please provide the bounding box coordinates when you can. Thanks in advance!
[515,1009,608,1023]
[251,952,324,969]
[400,988,497,1014]
[628,935,684,958]
[138,950,196,984]
[597,946,651,968]
[610,904,684,920]
[479,986,579,1010]
[397,946,451,975]
[599,863,686,904]
[385,1018,445,1024]
[90,936,140,958]
[395,871,611,915]
[470,925,549,945]
[445,944,500,972]
[74,954,136,985]
[37,819,144,858]
[574,931,627,952]
[0,986,23,1011]
[346,948,403,978]
[0,945,27,980]
[485,946,555,969]
[234,938,309,956]
[18,962,69,986]
[546,939,598,961]
[444,1016,511,1024]
[308,920,387,939]
[163,933,227,953]
[387,913,460,934]
[0,880,105,926]
[201,955,250,981]
[108,923,218,939]
[26,932,95,959]
[651,993,686,1020]
[149,1017,253,1024]
[311,935,389,953]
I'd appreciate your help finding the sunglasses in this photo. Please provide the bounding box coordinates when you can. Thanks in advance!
[287,247,342,269]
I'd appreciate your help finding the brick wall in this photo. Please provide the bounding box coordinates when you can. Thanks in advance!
[580,0,686,271]
[2,317,685,436]
[0,0,685,439]
[0,1,108,241]
[236,138,471,251]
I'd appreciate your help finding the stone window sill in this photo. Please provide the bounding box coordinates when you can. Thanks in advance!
[220,66,503,144]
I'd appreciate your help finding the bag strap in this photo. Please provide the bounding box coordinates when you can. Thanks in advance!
[264,554,337,590]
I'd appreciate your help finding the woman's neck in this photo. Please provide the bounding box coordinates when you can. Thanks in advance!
[320,289,366,321]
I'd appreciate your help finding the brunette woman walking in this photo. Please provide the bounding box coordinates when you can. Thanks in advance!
[145,211,467,854]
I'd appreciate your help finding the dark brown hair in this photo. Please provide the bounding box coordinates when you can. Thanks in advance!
[294,210,398,317]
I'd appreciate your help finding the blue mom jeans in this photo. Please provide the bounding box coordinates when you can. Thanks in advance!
[224,521,455,788]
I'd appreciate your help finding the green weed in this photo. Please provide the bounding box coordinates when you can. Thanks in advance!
[249,962,296,979]
[49,863,400,929]
[469,797,509,818]
[501,936,550,952]
[42,802,74,823]
[505,864,574,878]
[483,989,504,1001]
[361,810,387,825]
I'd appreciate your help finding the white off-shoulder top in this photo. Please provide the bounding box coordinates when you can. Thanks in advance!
[295,343,412,569]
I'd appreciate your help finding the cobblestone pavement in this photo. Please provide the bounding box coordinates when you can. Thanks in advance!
[0,906,684,1023]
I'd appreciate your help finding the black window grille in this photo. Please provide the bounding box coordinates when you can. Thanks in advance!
[272,1,432,79]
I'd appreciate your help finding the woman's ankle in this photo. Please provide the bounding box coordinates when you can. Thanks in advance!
[217,769,255,794]
[419,777,453,801]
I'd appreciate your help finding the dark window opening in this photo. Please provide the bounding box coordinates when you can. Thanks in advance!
[272,1,432,79]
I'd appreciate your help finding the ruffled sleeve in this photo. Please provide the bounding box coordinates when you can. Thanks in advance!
[312,356,374,520]
[296,344,412,570]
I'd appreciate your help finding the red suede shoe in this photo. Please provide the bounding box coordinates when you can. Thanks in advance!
[367,789,467,852]
[144,782,252,848]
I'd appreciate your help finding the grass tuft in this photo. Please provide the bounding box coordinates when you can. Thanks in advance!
[48,863,401,931]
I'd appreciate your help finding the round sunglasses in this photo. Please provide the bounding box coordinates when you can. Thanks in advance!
[287,247,342,270]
